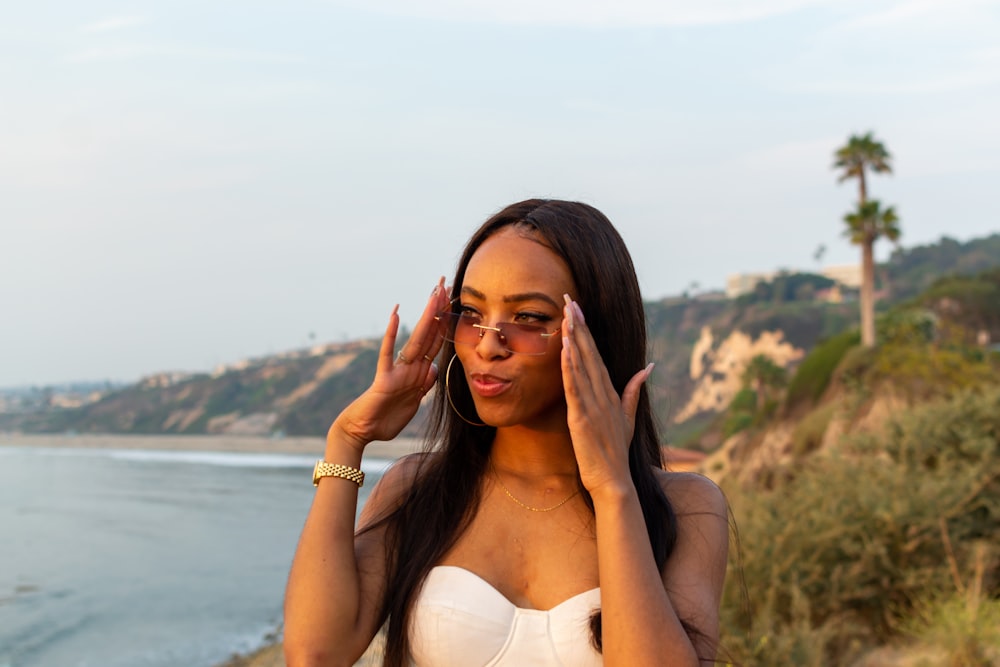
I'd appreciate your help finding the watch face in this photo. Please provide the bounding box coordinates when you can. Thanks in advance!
[312,461,322,486]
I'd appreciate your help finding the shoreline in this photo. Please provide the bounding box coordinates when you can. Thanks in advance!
[2,432,409,667]
[0,432,425,460]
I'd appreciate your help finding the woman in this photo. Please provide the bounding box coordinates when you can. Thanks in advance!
[284,200,729,666]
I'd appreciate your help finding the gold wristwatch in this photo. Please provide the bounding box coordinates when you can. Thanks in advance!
[312,461,365,487]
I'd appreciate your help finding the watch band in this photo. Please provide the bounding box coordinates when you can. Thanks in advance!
[313,461,365,487]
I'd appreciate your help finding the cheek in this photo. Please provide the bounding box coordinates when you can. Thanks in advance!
[453,346,474,373]
[533,355,566,396]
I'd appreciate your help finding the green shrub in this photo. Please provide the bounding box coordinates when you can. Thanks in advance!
[790,403,837,456]
[899,545,1000,667]
[833,344,876,395]
[723,412,754,438]
[902,597,1000,666]
[785,329,860,408]
[719,387,1000,666]
[730,388,757,413]
[877,308,939,345]
[867,341,999,401]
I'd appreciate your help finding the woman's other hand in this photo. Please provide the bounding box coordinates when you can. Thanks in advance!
[329,277,449,453]
[560,294,653,499]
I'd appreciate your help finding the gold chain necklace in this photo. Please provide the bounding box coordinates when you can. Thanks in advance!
[490,460,581,512]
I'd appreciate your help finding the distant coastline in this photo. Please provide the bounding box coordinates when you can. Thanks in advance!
[0,433,425,460]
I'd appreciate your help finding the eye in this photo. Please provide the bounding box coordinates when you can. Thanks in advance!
[456,305,483,323]
[513,311,552,325]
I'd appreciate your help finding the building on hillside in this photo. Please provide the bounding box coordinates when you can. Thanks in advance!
[725,264,862,299]
[821,264,862,289]
[140,371,195,388]
[725,271,778,299]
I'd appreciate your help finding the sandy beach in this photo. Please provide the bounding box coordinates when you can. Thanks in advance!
[0,432,425,460]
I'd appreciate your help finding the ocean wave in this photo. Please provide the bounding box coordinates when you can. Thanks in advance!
[1,446,392,474]
[108,449,393,474]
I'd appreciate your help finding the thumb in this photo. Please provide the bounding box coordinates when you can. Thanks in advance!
[621,363,654,441]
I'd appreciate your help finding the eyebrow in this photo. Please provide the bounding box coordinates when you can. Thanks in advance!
[460,286,560,309]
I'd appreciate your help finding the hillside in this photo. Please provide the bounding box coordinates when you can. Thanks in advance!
[0,299,858,439]
[0,340,388,438]
[704,266,1000,665]
[2,232,997,441]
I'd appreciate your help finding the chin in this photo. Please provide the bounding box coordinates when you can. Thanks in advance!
[472,400,567,432]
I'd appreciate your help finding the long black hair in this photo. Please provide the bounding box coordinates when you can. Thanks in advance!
[364,199,678,666]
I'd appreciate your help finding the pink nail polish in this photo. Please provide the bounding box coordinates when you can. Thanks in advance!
[573,301,585,324]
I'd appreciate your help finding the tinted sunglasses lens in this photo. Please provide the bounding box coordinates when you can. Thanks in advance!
[436,312,551,355]
[502,323,547,354]
[438,312,476,346]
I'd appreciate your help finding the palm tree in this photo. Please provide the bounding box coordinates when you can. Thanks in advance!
[833,131,892,206]
[843,200,901,347]
[834,132,896,347]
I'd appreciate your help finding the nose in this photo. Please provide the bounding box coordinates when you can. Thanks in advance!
[474,323,511,359]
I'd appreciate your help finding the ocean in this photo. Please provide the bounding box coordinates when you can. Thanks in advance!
[0,444,391,667]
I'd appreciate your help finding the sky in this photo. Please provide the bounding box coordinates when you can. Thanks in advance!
[2,0,998,387]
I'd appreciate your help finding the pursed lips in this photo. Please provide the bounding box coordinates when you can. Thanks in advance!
[469,372,512,397]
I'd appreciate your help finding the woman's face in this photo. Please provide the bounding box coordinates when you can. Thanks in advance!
[455,226,576,431]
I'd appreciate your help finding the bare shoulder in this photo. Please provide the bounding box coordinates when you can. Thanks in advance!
[379,450,435,487]
[652,469,729,625]
[653,469,728,520]
[357,451,438,529]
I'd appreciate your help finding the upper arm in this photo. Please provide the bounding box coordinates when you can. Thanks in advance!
[658,472,730,661]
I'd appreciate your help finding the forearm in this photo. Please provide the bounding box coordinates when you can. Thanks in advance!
[284,437,369,666]
[283,287,443,665]
[594,484,700,667]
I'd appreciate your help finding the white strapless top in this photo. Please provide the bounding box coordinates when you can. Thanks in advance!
[409,566,603,667]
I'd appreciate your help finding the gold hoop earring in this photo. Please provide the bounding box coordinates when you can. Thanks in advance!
[445,353,486,427]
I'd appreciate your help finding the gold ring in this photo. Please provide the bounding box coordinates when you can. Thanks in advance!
[396,350,413,365]
[423,354,434,362]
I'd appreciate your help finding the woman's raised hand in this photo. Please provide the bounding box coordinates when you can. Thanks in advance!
[560,294,654,499]
[329,277,450,452]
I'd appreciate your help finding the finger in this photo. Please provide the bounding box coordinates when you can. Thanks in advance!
[621,363,654,439]
[377,305,402,374]
[563,297,615,401]
[572,301,611,389]
[561,297,600,397]
[560,298,586,395]
[423,279,449,361]
[401,278,448,361]
[420,362,439,395]
[561,311,604,422]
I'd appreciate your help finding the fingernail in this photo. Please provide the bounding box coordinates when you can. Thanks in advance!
[644,362,655,377]
[562,295,574,331]
[573,301,585,324]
